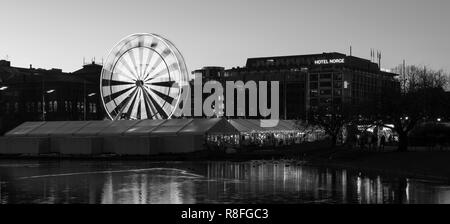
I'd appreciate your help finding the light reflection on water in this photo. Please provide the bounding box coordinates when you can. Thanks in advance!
[0,160,449,204]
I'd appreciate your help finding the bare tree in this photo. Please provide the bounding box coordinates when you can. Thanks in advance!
[376,65,449,152]
[306,103,357,148]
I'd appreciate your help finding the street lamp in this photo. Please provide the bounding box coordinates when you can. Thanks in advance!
[0,86,8,91]
[437,118,442,122]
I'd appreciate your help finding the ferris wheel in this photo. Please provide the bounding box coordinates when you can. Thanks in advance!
[100,33,189,120]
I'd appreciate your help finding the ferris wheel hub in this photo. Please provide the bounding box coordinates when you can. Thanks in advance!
[135,80,144,87]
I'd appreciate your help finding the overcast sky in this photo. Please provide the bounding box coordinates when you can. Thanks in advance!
[1,0,449,73]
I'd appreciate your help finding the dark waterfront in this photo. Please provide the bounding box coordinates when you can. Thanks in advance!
[0,160,449,204]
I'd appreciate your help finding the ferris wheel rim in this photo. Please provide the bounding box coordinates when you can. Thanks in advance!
[100,33,188,121]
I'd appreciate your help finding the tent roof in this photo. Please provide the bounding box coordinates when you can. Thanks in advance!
[51,121,91,136]
[99,120,140,136]
[178,118,238,135]
[27,121,70,136]
[5,121,45,136]
[124,119,166,136]
[151,119,193,136]
[74,120,114,136]
[5,119,294,138]
[228,119,300,133]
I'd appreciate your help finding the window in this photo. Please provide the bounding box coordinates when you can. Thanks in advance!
[310,89,318,97]
[310,74,318,81]
[49,101,53,112]
[320,73,331,79]
[333,98,342,104]
[320,89,332,95]
[53,101,58,112]
[320,97,332,104]
[320,81,332,87]
[333,73,343,81]
[334,89,342,96]
[310,82,318,89]
[334,81,342,88]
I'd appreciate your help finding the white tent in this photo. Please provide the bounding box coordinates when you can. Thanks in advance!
[49,121,98,155]
[117,118,239,155]
[0,118,239,156]
[1,121,51,155]
[100,120,140,154]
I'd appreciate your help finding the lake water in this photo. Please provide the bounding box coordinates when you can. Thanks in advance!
[0,160,449,204]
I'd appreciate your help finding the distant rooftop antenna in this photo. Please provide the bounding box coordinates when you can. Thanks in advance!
[370,49,373,62]
[379,51,382,68]
[83,57,86,65]
[403,59,406,91]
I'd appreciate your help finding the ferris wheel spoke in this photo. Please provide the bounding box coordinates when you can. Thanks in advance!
[102,79,135,86]
[127,50,141,80]
[149,96,168,119]
[135,89,143,119]
[145,69,167,83]
[124,88,140,119]
[103,86,135,103]
[135,88,143,119]
[150,87,175,105]
[142,50,156,80]
[143,56,165,80]
[111,87,138,119]
[139,88,149,119]
[142,87,161,119]
[112,67,137,82]
[147,80,177,88]
[119,56,139,81]
[144,86,169,119]
[138,47,145,80]
[118,87,139,117]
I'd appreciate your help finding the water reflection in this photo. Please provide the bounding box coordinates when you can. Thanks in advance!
[0,160,449,204]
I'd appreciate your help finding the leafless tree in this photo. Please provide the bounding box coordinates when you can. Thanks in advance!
[376,65,449,152]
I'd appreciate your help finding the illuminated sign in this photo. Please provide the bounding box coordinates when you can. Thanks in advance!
[314,58,345,65]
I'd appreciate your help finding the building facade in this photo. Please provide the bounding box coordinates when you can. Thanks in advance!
[0,60,104,134]
[192,52,400,120]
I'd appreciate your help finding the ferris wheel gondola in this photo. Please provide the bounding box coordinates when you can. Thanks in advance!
[100,33,189,120]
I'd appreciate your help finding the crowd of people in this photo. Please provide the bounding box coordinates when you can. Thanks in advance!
[346,129,397,151]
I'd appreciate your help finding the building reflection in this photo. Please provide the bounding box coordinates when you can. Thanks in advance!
[204,161,449,204]
[1,161,450,204]
[100,170,196,204]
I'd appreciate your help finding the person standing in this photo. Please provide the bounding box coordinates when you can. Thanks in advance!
[380,135,386,151]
